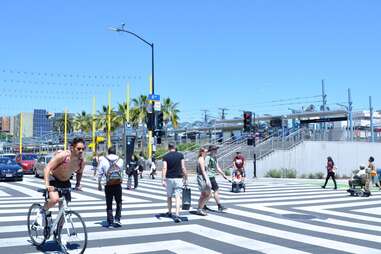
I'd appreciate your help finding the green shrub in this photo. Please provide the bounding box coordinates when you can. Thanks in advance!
[285,169,297,178]
[300,174,307,179]
[265,169,282,178]
[224,168,232,176]
[315,172,324,179]
[308,173,316,179]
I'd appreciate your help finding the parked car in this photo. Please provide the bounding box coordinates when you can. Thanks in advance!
[33,155,52,178]
[0,157,23,181]
[16,153,38,174]
[0,153,16,160]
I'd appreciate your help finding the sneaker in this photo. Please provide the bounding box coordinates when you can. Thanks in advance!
[173,216,181,223]
[218,205,227,212]
[165,212,172,218]
[113,219,122,227]
[203,205,213,211]
[321,186,326,189]
[195,209,207,216]
[104,221,113,228]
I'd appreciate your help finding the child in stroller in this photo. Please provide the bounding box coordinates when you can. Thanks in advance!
[347,166,371,197]
[231,169,246,193]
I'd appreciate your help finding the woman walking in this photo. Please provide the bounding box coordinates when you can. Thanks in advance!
[322,156,337,190]
[195,148,211,216]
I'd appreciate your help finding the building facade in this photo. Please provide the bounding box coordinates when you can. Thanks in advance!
[33,109,53,137]
[0,116,10,132]
[13,112,34,138]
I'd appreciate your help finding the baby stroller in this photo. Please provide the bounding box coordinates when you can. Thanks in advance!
[347,166,371,197]
[231,169,246,193]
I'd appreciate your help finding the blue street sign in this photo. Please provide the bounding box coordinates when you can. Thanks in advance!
[148,94,160,101]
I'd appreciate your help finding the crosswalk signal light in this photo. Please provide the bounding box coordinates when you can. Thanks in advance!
[157,111,164,130]
[243,111,252,132]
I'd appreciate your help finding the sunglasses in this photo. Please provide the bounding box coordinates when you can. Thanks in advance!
[75,147,85,151]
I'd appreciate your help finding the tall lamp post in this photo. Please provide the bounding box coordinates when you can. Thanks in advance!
[110,23,156,159]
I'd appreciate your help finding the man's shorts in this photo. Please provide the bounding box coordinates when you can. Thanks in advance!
[49,179,72,202]
[197,174,211,192]
[209,177,219,192]
[165,178,183,198]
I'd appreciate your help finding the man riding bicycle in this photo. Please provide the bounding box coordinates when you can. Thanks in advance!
[43,137,86,211]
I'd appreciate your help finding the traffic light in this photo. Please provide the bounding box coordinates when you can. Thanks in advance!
[156,111,164,130]
[243,111,252,132]
[146,112,155,131]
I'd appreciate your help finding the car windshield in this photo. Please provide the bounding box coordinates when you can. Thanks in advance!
[0,158,16,165]
[21,154,37,160]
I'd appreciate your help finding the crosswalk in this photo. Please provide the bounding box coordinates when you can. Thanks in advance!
[0,173,381,254]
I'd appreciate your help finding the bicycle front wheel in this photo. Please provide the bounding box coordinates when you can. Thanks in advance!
[57,210,87,254]
[27,203,46,246]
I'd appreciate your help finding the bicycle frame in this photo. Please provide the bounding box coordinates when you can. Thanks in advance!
[48,196,71,237]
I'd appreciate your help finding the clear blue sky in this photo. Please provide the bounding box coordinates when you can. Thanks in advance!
[1,0,380,122]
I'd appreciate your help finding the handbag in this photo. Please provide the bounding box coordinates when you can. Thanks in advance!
[182,186,191,210]
[332,166,337,174]
[371,169,377,177]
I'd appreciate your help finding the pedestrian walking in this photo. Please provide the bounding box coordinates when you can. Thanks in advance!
[195,147,211,216]
[233,151,246,180]
[204,145,228,212]
[322,156,337,190]
[126,154,139,190]
[92,152,99,178]
[162,143,187,223]
[138,152,145,179]
[368,156,381,190]
[97,146,124,227]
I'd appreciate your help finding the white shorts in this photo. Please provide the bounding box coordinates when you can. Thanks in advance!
[166,178,183,197]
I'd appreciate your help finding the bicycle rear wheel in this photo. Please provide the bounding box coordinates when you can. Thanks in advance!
[57,210,87,254]
[27,203,46,246]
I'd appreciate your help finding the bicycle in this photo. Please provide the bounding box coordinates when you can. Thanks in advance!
[27,187,88,254]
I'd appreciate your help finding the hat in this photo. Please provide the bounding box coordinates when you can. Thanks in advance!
[208,145,219,151]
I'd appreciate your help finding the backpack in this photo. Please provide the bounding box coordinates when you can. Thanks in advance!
[105,157,123,185]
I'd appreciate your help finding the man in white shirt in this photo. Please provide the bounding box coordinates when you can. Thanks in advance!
[97,146,124,227]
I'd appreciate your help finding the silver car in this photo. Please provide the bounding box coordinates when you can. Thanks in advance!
[33,155,52,178]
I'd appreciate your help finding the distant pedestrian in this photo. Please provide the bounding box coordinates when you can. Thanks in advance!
[138,152,145,179]
[322,156,337,190]
[233,151,246,180]
[162,143,187,223]
[149,158,157,179]
[92,153,99,177]
[368,156,381,190]
[204,145,228,212]
[126,154,139,190]
[97,146,124,227]
[196,147,211,216]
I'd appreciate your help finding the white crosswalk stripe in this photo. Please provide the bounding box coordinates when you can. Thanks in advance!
[0,174,380,253]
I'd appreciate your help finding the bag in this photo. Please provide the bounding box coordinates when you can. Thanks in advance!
[182,186,191,210]
[371,170,377,177]
[332,166,337,174]
[106,157,123,185]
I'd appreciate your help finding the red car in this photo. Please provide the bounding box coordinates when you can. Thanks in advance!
[16,153,38,174]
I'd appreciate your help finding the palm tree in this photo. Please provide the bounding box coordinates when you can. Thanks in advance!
[96,105,120,133]
[131,95,149,127]
[161,97,180,129]
[53,113,74,134]
[73,111,92,133]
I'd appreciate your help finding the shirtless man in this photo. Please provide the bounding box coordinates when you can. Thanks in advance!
[43,137,86,210]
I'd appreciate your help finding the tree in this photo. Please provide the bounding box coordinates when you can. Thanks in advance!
[53,114,74,134]
[96,105,120,133]
[131,95,149,127]
[161,97,180,129]
[73,111,92,133]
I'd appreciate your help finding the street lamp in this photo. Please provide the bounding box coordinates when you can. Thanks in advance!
[109,23,156,160]
[109,23,155,94]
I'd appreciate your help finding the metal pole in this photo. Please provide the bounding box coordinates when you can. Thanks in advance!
[322,80,327,138]
[253,112,257,178]
[370,96,374,142]
[348,88,353,141]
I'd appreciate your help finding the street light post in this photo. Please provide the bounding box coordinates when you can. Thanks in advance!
[110,23,156,160]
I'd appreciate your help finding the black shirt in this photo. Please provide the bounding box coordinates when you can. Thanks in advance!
[163,151,184,178]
